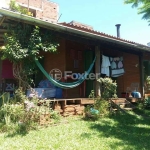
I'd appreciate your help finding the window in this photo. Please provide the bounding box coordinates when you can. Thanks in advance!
[74,60,79,68]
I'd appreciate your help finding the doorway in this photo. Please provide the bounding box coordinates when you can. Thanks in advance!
[84,50,94,97]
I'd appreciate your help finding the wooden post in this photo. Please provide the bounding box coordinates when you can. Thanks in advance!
[139,53,144,97]
[0,16,5,26]
[0,53,3,92]
[95,46,101,96]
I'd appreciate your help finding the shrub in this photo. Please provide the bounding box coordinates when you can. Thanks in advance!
[94,98,110,116]
[0,91,62,134]
[50,109,61,123]
[97,77,117,100]
[13,88,28,103]
[9,0,33,16]
[144,96,150,108]
[85,90,110,120]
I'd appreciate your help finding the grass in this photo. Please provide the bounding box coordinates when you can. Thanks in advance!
[133,102,150,117]
[0,111,150,150]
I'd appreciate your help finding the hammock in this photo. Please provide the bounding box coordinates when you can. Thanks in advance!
[35,57,96,89]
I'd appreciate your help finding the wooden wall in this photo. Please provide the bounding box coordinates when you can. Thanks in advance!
[44,38,94,98]
[101,47,140,97]
[118,52,140,97]
[44,38,142,98]
[65,40,89,98]
[143,52,150,61]
[44,38,66,75]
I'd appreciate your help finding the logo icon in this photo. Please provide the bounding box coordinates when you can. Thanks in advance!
[49,68,62,81]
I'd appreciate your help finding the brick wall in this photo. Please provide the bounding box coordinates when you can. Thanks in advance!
[16,0,59,22]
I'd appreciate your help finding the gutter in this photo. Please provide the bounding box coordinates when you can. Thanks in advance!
[0,8,150,52]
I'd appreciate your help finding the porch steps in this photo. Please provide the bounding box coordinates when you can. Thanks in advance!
[110,98,135,112]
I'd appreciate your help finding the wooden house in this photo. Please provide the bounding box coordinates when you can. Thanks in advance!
[0,2,150,99]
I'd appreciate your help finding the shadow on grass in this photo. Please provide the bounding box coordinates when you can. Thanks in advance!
[80,132,94,139]
[4,123,38,138]
[6,130,29,138]
[0,122,29,137]
[88,112,150,149]
[133,106,150,118]
[5,125,34,137]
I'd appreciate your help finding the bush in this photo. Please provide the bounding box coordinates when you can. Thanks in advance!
[85,90,110,120]
[97,77,117,100]
[0,92,38,134]
[0,91,63,134]
[0,92,47,134]
[50,109,61,123]
[13,88,28,103]
[94,98,110,116]
[144,96,150,108]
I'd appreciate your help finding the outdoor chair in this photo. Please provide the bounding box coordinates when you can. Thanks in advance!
[126,82,139,98]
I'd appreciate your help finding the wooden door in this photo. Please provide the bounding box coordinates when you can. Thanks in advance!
[84,50,94,97]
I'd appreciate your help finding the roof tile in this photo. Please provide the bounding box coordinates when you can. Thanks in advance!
[59,22,144,45]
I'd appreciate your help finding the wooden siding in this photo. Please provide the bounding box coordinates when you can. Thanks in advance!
[143,52,150,61]
[44,38,66,75]
[44,38,142,98]
[44,38,94,98]
[117,52,140,97]
[101,47,141,97]
[65,40,91,98]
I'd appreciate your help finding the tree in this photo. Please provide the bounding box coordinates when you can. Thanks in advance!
[124,0,150,23]
[2,23,59,91]
[0,0,59,91]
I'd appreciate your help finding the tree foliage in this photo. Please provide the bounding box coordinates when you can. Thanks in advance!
[9,0,33,16]
[124,0,150,23]
[2,23,59,89]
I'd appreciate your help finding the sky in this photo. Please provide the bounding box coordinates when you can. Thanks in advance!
[52,0,150,46]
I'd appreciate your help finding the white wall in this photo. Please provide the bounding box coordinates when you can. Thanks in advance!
[0,0,10,8]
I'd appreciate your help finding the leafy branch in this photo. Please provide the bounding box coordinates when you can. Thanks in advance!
[2,23,59,90]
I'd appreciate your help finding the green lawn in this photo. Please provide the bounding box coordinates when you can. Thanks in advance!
[133,102,150,118]
[0,112,150,150]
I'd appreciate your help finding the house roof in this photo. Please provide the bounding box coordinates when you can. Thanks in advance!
[59,21,137,45]
[0,7,150,52]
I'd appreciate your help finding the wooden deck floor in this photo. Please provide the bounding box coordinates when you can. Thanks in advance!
[39,98,95,105]
[38,98,95,117]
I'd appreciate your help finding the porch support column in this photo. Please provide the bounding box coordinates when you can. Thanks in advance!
[95,46,101,97]
[139,52,144,97]
[0,53,3,92]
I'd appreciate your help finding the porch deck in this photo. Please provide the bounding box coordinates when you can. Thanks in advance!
[38,98,95,116]
[39,98,95,105]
